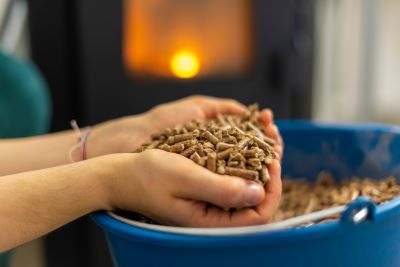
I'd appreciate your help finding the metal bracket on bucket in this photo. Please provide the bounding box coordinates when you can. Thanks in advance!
[264,197,377,230]
[340,196,376,225]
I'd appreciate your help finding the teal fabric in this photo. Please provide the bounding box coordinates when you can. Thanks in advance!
[0,253,11,267]
[0,51,52,266]
[0,51,51,137]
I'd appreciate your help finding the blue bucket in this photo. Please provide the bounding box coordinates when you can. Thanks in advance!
[92,121,400,267]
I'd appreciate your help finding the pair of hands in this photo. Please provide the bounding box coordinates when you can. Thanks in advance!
[87,96,283,227]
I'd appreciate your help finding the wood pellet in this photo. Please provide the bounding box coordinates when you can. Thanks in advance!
[137,104,276,185]
[272,172,400,223]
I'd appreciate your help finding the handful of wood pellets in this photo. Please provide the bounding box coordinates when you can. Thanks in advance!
[137,104,276,185]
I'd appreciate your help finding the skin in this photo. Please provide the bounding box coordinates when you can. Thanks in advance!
[0,95,283,253]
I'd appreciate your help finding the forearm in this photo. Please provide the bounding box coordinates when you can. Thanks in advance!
[0,156,114,252]
[0,131,77,176]
[0,115,148,176]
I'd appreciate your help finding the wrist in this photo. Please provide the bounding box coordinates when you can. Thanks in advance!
[68,120,92,162]
[82,155,123,211]
[69,130,91,162]
[94,153,141,211]
[86,115,153,159]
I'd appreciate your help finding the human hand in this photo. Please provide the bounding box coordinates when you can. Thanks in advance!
[86,96,246,158]
[143,95,283,158]
[104,149,281,227]
[139,95,246,135]
[86,95,283,159]
[259,108,284,159]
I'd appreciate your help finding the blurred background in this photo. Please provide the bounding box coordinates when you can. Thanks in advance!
[0,0,399,266]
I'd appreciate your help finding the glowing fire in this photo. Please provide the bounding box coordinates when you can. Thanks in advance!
[124,0,254,79]
[170,51,200,79]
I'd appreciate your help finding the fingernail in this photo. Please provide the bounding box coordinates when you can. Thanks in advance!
[244,184,263,207]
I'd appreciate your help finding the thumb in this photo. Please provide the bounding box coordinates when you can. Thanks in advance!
[175,168,265,209]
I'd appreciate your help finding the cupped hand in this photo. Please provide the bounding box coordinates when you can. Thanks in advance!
[141,95,247,135]
[106,149,281,227]
[86,96,246,158]
[86,95,283,161]
[142,97,284,159]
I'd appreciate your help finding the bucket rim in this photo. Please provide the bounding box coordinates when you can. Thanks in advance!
[91,195,400,246]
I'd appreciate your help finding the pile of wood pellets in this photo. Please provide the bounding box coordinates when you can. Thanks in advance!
[137,104,276,186]
[272,172,400,222]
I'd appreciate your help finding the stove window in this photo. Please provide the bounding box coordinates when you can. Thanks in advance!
[124,0,255,80]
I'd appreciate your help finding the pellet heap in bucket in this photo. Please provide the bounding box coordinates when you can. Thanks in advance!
[137,104,276,186]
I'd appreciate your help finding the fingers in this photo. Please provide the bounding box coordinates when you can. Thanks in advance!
[206,99,247,118]
[264,124,282,145]
[138,150,281,228]
[209,159,281,227]
[265,124,283,159]
[193,159,281,227]
[261,108,284,159]
[260,108,273,126]
[254,159,282,219]
[261,109,278,141]
[175,166,265,210]
[188,95,247,118]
